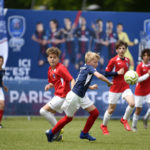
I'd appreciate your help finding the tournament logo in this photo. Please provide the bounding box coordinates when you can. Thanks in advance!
[52,73,56,79]
[126,62,129,67]
[8,16,25,38]
[8,16,26,51]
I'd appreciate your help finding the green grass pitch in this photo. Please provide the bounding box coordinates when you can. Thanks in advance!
[0,117,150,150]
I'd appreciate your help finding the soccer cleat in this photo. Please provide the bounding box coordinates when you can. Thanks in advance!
[131,126,137,132]
[120,118,131,131]
[56,135,63,142]
[45,129,54,142]
[53,129,64,142]
[143,118,148,129]
[0,124,3,128]
[80,131,96,141]
[100,124,109,135]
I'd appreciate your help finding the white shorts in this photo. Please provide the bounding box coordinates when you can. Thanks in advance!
[0,88,4,101]
[135,94,150,108]
[108,89,133,104]
[61,91,93,117]
[47,96,65,113]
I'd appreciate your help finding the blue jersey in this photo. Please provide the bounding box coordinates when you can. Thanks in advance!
[0,69,5,87]
[72,64,96,98]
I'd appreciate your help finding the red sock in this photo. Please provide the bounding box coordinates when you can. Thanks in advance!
[0,110,4,123]
[52,115,73,134]
[82,108,99,133]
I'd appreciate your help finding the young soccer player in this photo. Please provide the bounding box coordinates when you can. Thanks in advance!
[132,49,150,132]
[100,40,135,135]
[45,51,113,142]
[39,47,75,140]
[0,56,8,128]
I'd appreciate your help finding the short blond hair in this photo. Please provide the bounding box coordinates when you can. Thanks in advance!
[85,51,100,63]
[46,47,61,57]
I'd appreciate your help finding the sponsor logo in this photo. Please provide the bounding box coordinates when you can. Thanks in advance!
[52,73,55,78]
[8,15,26,51]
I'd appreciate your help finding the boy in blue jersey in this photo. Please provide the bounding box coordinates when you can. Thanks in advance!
[45,51,113,142]
[0,56,8,128]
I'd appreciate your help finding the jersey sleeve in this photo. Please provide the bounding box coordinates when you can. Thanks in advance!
[48,72,52,83]
[88,65,96,74]
[105,59,115,72]
[47,67,52,83]
[58,65,73,81]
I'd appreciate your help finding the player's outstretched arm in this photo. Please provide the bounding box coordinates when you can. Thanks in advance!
[137,70,150,83]
[45,83,54,91]
[89,84,98,90]
[94,71,113,87]
[105,68,124,77]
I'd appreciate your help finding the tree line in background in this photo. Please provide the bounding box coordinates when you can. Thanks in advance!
[5,0,150,12]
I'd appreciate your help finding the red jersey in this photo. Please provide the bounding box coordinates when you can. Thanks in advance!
[106,55,130,93]
[135,62,150,96]
[48,63,73,97]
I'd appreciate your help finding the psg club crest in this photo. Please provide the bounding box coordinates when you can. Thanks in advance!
[126,62,129,67]
[8,16,25,38]
[8,16,26,51]
[53,73,56,79]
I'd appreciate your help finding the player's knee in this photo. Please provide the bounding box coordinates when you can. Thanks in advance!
[108,108,114,114]
[135,108,141,115]
[0,101,5,109]
[39,108,46,116]
[129,102,135,108]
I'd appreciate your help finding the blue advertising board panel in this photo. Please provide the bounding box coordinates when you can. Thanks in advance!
[4,9,150,79]
[2,9,150,117]
[4,79,149,118]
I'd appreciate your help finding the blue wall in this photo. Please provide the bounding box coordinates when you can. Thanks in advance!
[3,9,150,117]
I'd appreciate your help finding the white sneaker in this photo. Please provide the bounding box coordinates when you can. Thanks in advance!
[143,118,148,129]
[0,124,3,128]
[131,126,137,132]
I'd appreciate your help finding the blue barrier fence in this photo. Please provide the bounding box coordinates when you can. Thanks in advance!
[4,79,149,118]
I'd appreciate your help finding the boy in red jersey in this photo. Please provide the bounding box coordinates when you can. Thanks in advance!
[132,49,150,132]
[39,47,75,140]
[0,56,8,128]
[100,40,135,135]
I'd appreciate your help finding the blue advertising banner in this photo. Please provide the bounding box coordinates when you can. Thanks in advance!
[4,9,150,79]
[3,9,150,117]
[4,79,149,118]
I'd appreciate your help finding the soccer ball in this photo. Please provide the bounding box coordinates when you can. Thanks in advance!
[124,70,138,85]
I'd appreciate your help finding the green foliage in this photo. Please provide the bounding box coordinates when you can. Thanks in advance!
[0,117,150,150]
[5,0,32,9]
[40,0,82,10]
[4,0,150,12]
[102,0,150,12]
